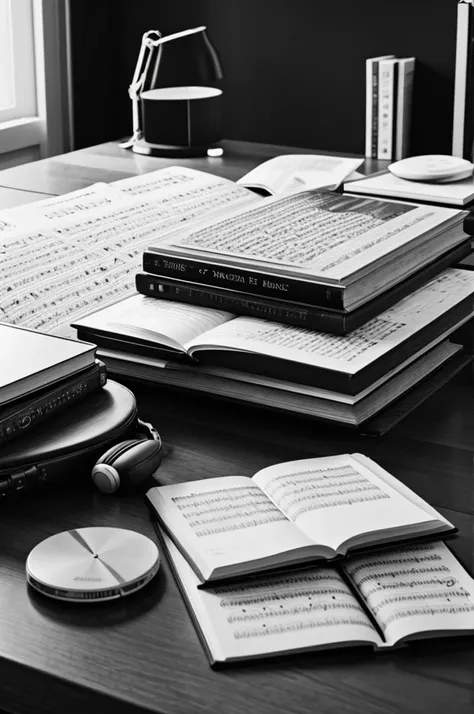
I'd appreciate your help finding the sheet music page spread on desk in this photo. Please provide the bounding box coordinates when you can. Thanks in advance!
[162,534,474,664]
[0,168,260,335]
[146,453,454,583]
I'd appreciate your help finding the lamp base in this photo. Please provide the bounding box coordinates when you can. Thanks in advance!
[132,137,221,158]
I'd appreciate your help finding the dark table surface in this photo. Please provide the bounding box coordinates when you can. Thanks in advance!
[0,139,473,714]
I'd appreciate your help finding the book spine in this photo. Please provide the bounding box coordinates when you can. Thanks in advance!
[0,361,107,447]
[377,59,397,160]
[135,273,347,335]
[452,1,472,157]
[142,252,345,310]
[365,59,375,157]
[371,61,380,158]
[395,58,415,161]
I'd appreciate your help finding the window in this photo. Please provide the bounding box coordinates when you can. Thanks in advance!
[0,0,37,123]
[0,0,71,161]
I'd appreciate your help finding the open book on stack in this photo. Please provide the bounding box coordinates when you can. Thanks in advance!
[146,453,455,584]
[72,267,474,427]
[161,535,474,666]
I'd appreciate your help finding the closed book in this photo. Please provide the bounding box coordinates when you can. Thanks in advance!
[0,323,96,406]
[145,453,455,585]
[365,55,396,158]
[160,533,474,666]
[377,58,399,160]
[143,188,467,311]
[347,171,474,207]
[452,0,474,159]
[72,267,474,396]
[135,240,472,335]
[394,58,415,161]
[0,360,107,447]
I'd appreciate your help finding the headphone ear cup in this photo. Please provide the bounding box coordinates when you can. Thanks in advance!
[92,438,162,494]
[92,463,121,494]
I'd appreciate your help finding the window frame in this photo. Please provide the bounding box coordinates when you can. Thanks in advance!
[0,0,72,159]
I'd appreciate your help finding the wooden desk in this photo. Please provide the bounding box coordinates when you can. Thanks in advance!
[0,141,473,714]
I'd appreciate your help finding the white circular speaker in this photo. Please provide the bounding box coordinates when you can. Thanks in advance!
[26,527,160,602]
[388,155,474,183]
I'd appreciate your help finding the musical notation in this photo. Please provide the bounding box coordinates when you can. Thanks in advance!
[172,485,287,538]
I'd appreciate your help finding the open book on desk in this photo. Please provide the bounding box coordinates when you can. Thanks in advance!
[235,153,363,195]
[161,535,474,666]
[146,454,455,585]
[72,267,474,395]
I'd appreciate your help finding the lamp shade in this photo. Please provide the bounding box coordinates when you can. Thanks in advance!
[143,26,223,91]
[134,26,224,157]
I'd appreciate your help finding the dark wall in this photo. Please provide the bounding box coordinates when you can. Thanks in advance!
[68,0,457,155]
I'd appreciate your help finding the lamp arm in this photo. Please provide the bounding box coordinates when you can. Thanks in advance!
[119,30,163,149]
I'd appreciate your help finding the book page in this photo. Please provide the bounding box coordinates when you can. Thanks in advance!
[185,269,474,374]
[237,154,363,195]
[146,477,317,581]
[159,188,460,281]
[72,294,234,351]
[162,532,382,663]
[252,455,444,554]
[0,166,257,337]
[111,165,260,214]
[0,183,127,229]
[0,227,134,336]
[344,542,474,647]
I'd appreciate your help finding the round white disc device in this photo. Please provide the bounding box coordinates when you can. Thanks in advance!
[26,527,160,602]
[388,155,474,183]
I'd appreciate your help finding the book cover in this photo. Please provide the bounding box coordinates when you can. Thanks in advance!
[0,324,96,406]
[0,360,107,447]
[136,240,472,335]
[346,171,474,207]
[395,58,416,161]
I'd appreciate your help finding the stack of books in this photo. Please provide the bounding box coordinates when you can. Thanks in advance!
[71,166,474,432]
[144,453,474,666]
[0,324,107,449]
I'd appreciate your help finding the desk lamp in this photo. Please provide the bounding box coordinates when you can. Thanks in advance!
[119,26,224,157]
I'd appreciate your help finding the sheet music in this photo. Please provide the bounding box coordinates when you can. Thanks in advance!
[0,167,259,336]
[163,189,460,281]
[148,476,313,570]
[185,269,474,374]
[253,455,439,554]
[0,183,128,228]
[344,542,474,646]
[162,533,382,662]
[111,165,259,214]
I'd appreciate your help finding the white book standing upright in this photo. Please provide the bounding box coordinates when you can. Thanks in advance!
[452,0,474,159]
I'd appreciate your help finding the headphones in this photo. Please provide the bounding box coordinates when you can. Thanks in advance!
[91,419,163,495]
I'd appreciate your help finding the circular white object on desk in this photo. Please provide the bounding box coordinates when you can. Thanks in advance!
[26,527,160,602]
[141,86,222,101]
[388,155,474,182]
